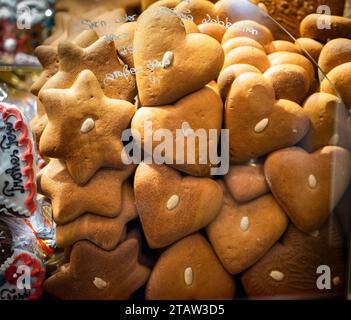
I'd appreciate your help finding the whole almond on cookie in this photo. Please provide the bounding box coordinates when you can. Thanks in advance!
[300,93,351,152]
[265,146,351,233]
[133,7,224,106]
[134,162,223,248]
[131,85,222,176]
[207,181,288,274]
[225,72,310,163]
[146,233,235,299]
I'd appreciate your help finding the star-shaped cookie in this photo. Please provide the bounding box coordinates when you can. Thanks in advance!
[39,70,136,185]
[44,239,151,300]
[42,33,136,102]
[31,29,99,96]
[37,159,135,225]
[55,182,137,250]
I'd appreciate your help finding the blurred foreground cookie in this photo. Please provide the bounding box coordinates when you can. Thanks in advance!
[265,146,351,233]
[42,31,136,102]
[300,93,351,152]
[44,239,150,300]
[225,73,310,163]
[134,162,223,248]
[134,7,223,106]
[224,162,269,203]
[207,182,288,274]
[55,182,137,250]
[146,233,235,299]
[242,219,346,299]
[38,160,135,225]
[39,70,136,185]
[131,85,222,176]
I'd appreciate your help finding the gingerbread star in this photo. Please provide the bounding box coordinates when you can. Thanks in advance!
[30,46,59,96]
[55,182,137,249]
[42,33,137,102]
[39,70,136,185]
[44,239,151,300]
[38,159,135,224]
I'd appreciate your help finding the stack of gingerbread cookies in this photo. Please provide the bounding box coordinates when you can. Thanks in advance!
[30,0,351,300]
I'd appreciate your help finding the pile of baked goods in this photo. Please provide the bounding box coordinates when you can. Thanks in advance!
[29,0,351,299]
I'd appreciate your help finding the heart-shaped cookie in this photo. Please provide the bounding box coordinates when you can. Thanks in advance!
[134,7,224,106]
[241,219,346,299]
[0,104,36,217]
[321,62,351,111]
[265,146,351,233]
[224,161,269,203]
[300,92,351,152]
[131,85,223,176]
[134,162,223,248]
[225,73,310,163]
[146,233,235,299]
[206,181,288,274]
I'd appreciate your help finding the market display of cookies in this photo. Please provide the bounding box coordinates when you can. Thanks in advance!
[1,0,351,301]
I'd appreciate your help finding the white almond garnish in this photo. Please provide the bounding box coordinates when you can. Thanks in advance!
[292,129,297,133]
[270,270,284,281]
[328,133,339,145]
[81,118,95,133]
[308,174,317,188]
[162,51,174,68]
[240,216,249,232]
[184,267,193,286]
[332,276,341,286]
[310,230,319,238]
[93,277,107,289]
[166,194,180,210]
[254,118,269,133]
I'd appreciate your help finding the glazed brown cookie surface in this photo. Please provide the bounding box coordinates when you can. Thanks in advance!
[146,233,235,300]
[44,239,150,300]
[55,183,137,250]
[242,219,346,299]
[225,72,310,163]
[207,182,288,274]
[38,160,135,225]
[134,7,224,106]
[134,162,223,248]
[265,146,351,233]
[39,70,136,185]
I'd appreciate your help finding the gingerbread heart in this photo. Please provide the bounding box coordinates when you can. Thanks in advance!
[55,182,137,250]
[321,62,351,111]
[146,233,235,300]
[134,162,223,248]
[300,93,351,152]
[225,73,310,163]
[134,7,224,106]
[224,161,269,203]
[265,146,351,233]
[318,38,351,78]
[241,219,346,299]
[131,85,223,176]
[0,104,36,217]
[206,181,288,274]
